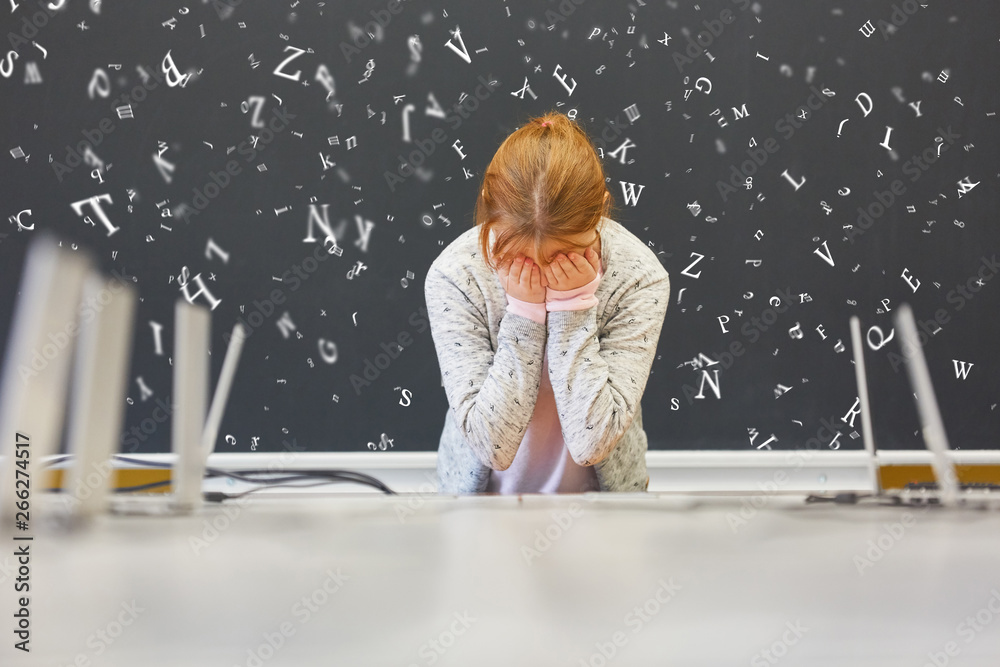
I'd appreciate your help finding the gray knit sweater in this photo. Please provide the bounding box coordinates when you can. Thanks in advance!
[425,217,671,494]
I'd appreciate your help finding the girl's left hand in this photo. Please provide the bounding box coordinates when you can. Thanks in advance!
[542,247,601,292]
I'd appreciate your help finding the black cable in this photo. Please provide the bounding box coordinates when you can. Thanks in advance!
[46,480,173,493]
[112,455,396,493]
[804,492,874,504]
[214,468,398,494]
[41,453,398,495]
[208,479,364,501]
[114,480,173,492]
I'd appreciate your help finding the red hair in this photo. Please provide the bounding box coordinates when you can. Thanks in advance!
[475,111,617,272]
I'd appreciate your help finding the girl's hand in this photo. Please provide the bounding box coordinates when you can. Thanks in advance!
[542,247,601,291]
[497,255,546,303]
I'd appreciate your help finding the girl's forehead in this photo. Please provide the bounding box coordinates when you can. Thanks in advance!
[523,233,593,253]
[493,226,596,260]
[518,239,574,254]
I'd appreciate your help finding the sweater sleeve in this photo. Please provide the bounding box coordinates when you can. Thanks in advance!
[425,263,547,471]
[544,267,670,467]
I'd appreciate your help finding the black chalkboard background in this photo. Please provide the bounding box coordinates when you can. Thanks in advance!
[1,0,997,456]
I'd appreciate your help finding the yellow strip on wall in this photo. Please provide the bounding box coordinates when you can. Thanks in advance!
[45,468,172,494]
[879,464,1000,489]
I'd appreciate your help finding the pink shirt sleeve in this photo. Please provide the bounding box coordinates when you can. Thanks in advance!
[505,294,548,324]
[545,266,603,312]
[504,266,604,322]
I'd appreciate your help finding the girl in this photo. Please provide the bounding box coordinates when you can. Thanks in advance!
[425,111,671,494]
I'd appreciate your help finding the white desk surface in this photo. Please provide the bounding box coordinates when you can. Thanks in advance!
[4,492,1000,666]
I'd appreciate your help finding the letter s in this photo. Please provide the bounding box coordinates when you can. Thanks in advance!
[86,634,106,656]
[291,602,309,624]
[418,644,439,665]
[623,611,642,634]
[0,51,19,79]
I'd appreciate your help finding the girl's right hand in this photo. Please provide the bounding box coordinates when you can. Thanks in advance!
[497,255,546,303]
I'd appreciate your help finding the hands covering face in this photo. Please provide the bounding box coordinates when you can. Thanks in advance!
[497,247,601,304]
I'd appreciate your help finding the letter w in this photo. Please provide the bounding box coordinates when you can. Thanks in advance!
[619,180,645,206]
[952,359,974,380]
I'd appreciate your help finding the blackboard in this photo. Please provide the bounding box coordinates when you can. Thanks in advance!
[1,0,997,456]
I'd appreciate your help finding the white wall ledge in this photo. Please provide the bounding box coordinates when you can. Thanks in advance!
[25,449,1000,495]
